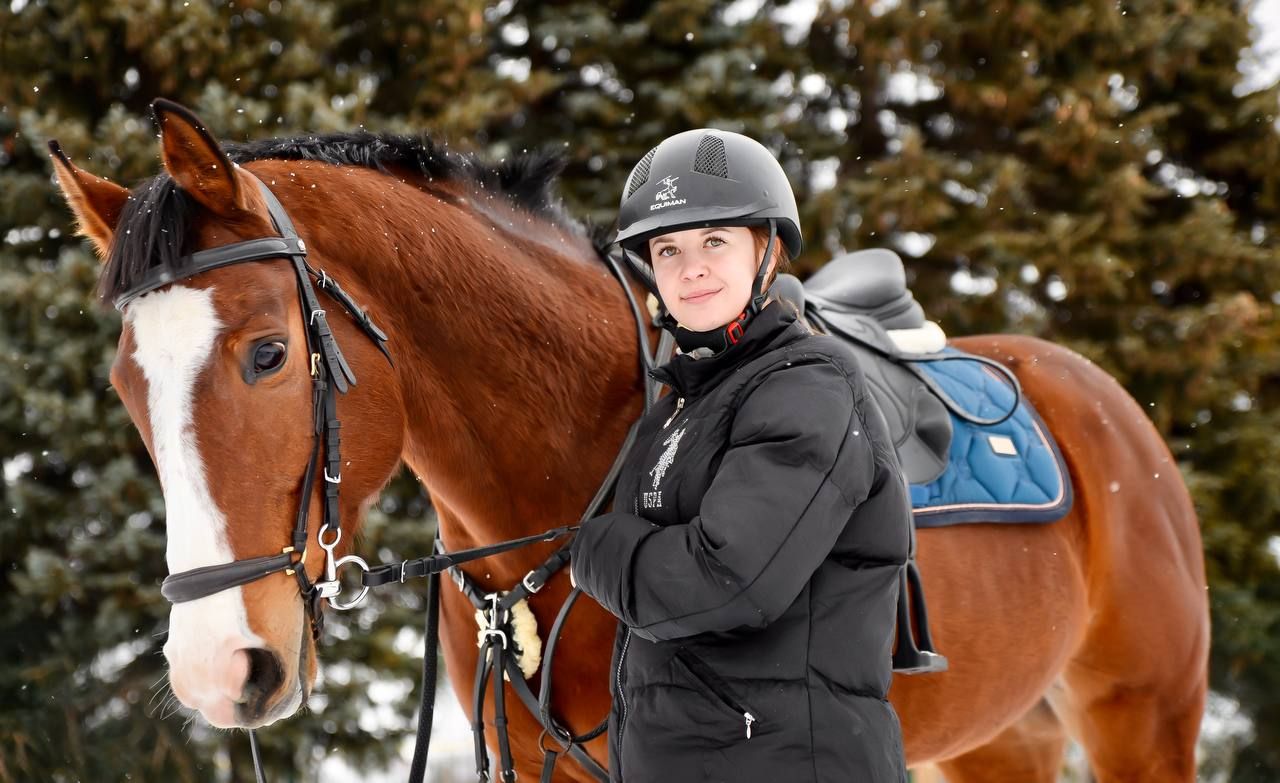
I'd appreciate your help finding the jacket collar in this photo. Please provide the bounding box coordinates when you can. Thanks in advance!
[648,298,804,397]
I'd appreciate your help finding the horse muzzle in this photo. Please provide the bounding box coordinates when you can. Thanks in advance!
[165,620,308,729]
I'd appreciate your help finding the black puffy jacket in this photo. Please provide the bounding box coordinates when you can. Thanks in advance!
[571,299,912,783]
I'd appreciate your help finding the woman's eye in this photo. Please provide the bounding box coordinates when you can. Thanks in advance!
[253,341,287,373]
[706,236,725,247]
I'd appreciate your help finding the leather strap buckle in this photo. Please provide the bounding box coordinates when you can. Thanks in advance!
[521,570,544,594]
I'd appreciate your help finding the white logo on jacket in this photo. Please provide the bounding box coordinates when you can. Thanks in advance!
[644,425,686,509]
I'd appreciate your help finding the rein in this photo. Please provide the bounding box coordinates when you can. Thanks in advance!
[134,171,670,782]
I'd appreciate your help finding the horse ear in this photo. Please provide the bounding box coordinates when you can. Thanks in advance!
[152,98,251,218]
[47,140,131,262]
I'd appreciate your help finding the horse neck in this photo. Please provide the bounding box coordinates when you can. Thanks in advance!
[281,164,650,558]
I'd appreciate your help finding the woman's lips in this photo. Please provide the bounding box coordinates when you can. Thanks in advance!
[683,288,721,303]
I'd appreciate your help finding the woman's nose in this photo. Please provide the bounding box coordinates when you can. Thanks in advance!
[680,259,708,280]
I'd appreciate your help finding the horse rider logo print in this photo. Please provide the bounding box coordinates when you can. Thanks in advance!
[650,176,686,211]
[644,426,686,510]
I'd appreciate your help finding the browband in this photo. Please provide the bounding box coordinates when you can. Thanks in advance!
[114,236,307,310]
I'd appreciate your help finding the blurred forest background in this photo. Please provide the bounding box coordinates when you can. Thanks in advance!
[2,0,1278,780]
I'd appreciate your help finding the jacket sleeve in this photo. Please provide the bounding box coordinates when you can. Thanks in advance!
[570,360,876,642]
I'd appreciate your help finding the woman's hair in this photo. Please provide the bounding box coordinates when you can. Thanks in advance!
[751,224,793,290]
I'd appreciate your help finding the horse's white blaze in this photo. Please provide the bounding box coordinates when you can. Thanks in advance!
[127,285,264,719]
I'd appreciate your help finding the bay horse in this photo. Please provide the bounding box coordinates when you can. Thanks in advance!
[50,101,1209,781]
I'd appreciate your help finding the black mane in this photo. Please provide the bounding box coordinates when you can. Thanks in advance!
[99,130,614,303]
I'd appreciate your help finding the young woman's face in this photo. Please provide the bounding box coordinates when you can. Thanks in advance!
[648,225,775,333]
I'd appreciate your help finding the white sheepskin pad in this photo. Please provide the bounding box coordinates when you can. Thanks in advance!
[887,321,947,354]
[475,592,542,680]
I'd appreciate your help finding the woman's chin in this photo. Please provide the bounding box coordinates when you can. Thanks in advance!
[676,317,719,333]
[672,304,734,333]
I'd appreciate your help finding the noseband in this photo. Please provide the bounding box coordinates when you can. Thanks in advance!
[120,172,393,639]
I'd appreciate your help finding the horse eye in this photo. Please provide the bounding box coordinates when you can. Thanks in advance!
[253,341,287,374]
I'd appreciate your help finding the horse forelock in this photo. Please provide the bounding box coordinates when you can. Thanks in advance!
[99,175,195,304]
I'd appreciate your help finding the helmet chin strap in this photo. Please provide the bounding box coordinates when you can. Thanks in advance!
[746,218,777,318]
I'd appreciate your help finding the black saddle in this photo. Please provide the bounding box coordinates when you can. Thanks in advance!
[803,248,926,329]
[771,249,951,675]
[772,250,951,486]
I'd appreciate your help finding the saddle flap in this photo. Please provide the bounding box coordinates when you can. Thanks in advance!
[856,347,952,485]
[804,310,953,484]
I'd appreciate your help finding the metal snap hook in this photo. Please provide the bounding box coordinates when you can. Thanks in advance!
[315,525,369,610]
[479,592,509,648]
[317,524,341,549]
[327,554,371,611]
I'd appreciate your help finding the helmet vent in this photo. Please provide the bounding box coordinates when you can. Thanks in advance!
[626,147,657,197]
[692,135,729,178]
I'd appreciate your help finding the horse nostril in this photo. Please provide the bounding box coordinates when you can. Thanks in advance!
[241,648,285,713]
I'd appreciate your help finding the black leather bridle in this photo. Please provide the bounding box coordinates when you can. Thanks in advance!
[127,174,392,632]
[121,170,673,783]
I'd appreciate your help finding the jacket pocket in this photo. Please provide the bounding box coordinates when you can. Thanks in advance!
[674,648,761,739]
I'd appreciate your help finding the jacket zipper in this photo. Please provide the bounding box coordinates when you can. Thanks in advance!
[615,627,632,762]
[675,650,760,739]
[662,396,685,429]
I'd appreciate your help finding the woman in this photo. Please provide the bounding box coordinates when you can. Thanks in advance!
[571,128,911,782]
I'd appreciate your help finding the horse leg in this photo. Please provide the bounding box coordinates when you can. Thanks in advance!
[1055,436,1206,778]
[984,336,1208,782]
[947,335,1209,781]
[933,698,1068,783]
[1048,649,1204,782]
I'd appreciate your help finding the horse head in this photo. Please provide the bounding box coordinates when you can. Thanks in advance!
[50,100,405,728]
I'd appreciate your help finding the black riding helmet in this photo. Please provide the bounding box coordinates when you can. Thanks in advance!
[614,129,803,355]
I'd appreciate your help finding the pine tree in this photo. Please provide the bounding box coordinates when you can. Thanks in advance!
[1,1,464,778]
[3,0,1278,779]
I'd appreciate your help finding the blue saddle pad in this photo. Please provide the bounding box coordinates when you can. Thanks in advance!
[908,349,1072,527]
